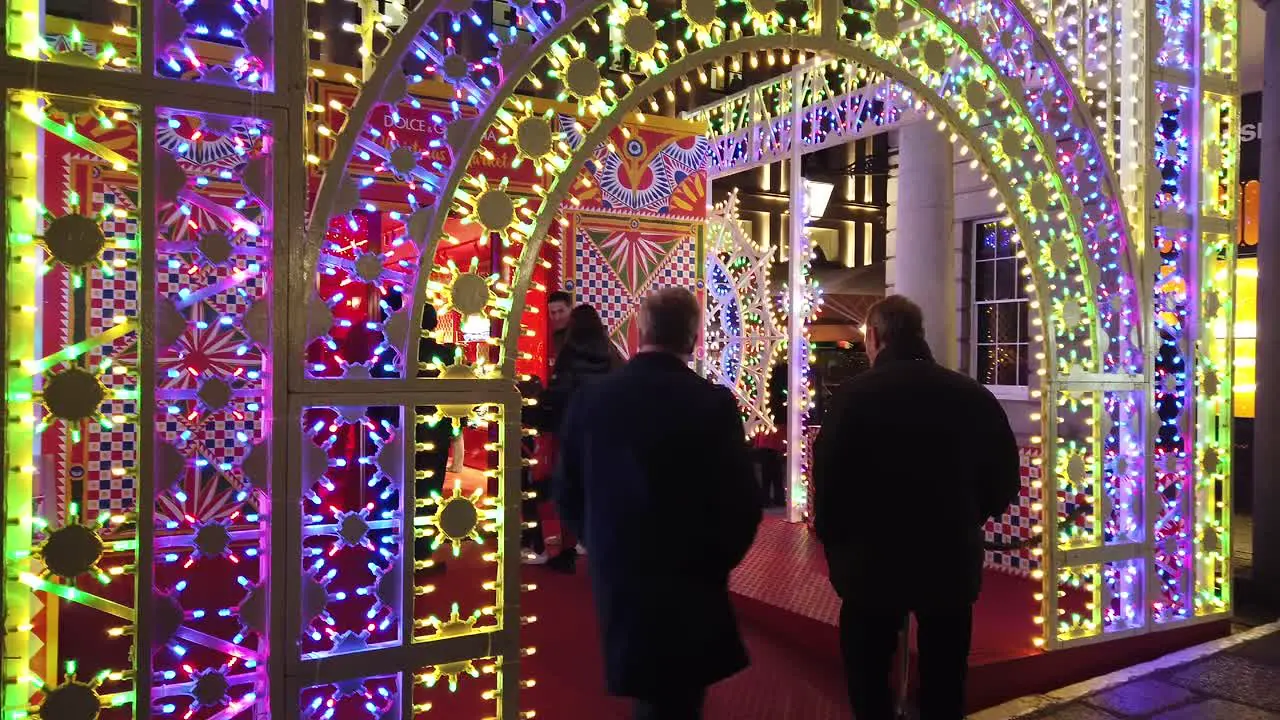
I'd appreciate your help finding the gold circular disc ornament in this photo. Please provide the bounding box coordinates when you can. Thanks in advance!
[442,53,470,81]
[476,190,515,231]
[198,378,233,412]
[340,514,370,545]
[516,117,554,158]
[449,272,491,317]
[682,0,718,27]
[389,145,419,176]
[623,15,658,53]
[438,497,480,540]
[44,368,105,422]
[194,523,231,557]
[44,214,107,268]
[565,58,602,98]
[1067,454,1086,485]
[873,9,900,38]
[192,672,230,707]
[1028,183,1052,213]
[354,253,385,283]
[923,40,948,72]
[198,230,234,265]
[1001,128,1023,161]
[41,524,105,579]
[964,81,989,111]
[39,682,102,720]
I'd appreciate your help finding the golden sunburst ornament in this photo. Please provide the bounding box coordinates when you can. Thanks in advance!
[549,39,616,116]
[495,102,566,177]
[456,175,532,248]
[424,478,497,557]
[29,660,127,720]
[611,3,669,71]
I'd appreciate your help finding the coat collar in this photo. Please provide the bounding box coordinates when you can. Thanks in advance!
[628,350,693,371]
[872,339,935,367]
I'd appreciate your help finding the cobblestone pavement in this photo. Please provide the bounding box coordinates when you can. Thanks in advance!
[972,622,1280,720]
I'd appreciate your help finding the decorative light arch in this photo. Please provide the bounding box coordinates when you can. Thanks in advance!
[298,0,1177,667]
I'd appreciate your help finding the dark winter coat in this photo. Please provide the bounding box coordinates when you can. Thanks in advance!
[533,337,624,433]
[812,339,1020,607]
[554,351,763,698]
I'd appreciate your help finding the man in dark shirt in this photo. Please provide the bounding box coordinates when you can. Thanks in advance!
[813,295,1021,720]
[547,290,572,363]
[555,287,763,719]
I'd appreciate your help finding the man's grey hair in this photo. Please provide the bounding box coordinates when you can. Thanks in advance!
[865,294,926,347]
[639,287,701,355]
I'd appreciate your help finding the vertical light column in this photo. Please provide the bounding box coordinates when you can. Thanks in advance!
[1252,0,1280,597]
[888,121,956,366]
[786,72,817,524]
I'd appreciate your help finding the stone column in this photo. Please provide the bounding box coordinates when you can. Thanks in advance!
[1253,0,1280,598]
[888,121,956,365]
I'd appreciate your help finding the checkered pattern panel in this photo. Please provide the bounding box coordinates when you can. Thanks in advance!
[85,407,137,515]
[88,249,140,336]
[984,446,1043,578]
[569,237,631,331]
[644,236,699,293]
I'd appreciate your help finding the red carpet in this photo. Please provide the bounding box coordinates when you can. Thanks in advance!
[523,566,854,719]
[522,516,1228,718]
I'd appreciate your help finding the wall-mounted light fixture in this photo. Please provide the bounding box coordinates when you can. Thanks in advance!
[803,179,834,223]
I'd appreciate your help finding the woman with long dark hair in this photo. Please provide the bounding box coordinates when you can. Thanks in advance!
[529,303,625,572]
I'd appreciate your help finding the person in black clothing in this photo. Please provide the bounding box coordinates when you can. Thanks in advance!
[555,287,763,720]
[813,295,1020,720]
[518,377,547,558]
[533,303,624,572]
[547,290,573,362]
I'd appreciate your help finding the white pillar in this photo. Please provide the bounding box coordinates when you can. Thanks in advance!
[1252,0,1280,597]
[887,121,956,366]
[786,67,809,524]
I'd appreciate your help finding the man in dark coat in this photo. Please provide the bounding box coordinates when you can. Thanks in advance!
[813,295,1020,720]
[555,286,763,719]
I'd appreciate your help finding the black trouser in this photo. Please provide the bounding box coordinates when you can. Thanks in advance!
[633,687,706,720]
[838,600,972,720]
[754,448,785,506]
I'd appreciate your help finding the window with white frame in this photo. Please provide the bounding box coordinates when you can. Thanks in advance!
[972,219,1030,390]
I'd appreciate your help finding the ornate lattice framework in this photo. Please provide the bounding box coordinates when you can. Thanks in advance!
[704,191,788,439]
[0,0,1238,717]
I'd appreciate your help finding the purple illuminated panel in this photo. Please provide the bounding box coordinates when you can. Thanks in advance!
[152,108,273,718]
[301,674,400,720]
[299,407,405,659]
[155,0,274,91]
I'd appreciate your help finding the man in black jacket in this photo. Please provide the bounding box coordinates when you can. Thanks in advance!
[813,295,1020,720]
[555,286,763,720]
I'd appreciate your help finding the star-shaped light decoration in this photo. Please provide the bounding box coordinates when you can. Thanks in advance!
[455,175,533,248]
[548,39,616,117]
[495,101,568,178]
[421,478,499,557]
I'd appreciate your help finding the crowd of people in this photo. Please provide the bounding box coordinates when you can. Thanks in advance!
[516,288,1021,720]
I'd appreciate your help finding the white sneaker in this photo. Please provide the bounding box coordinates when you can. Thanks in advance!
[575,543,587,556]
[522,550,549,565]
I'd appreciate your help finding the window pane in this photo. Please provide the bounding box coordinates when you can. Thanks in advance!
[977,223,998,260]
[996,257,1018,300]
[996,305,1020,343]
[1018,303,1030,340]
[977,345,998,385]
[1016,257,1029,299]
[976,304,997,343]
[1016,344,1030,386]
[996,345,1019,385]
[996,225,1017,258]
[975,260,995,301]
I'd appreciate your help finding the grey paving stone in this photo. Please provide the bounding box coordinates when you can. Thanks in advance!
[1168,654,1280,711]
[1152,698,1280,720]
[1229,630,1280,665]
[1085,679,1197,716]
[1031,704,1119,720]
